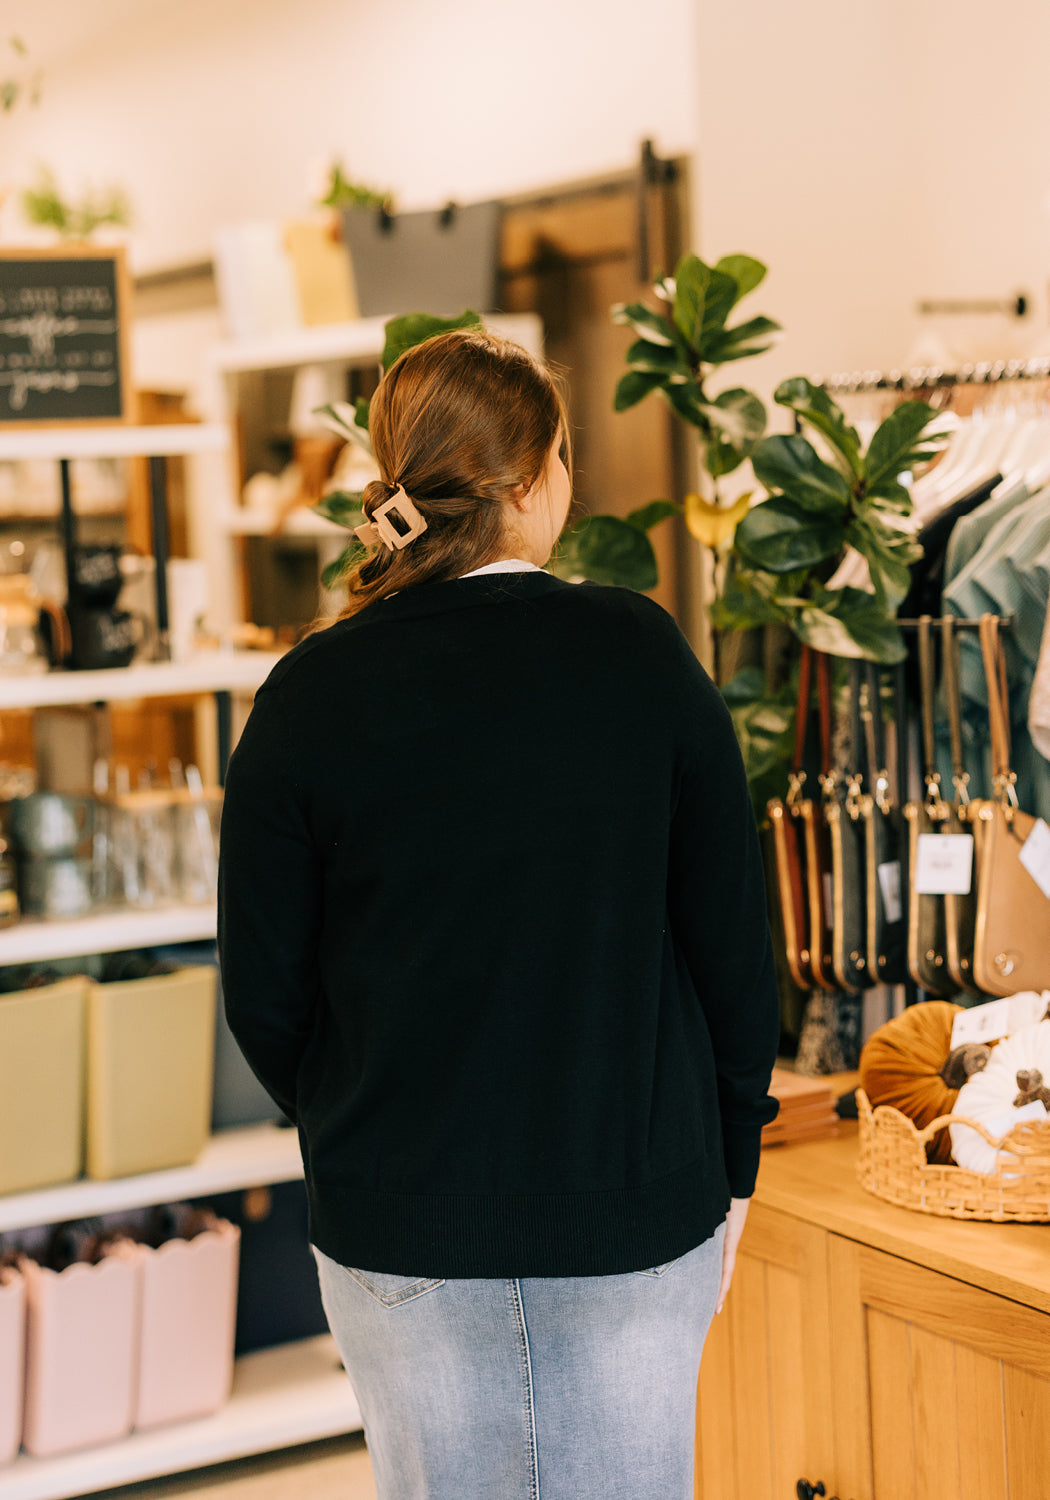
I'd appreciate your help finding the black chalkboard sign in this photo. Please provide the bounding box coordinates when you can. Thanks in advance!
[0,247,132,425]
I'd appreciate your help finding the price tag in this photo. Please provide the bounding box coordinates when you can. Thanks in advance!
[877,860,902,923]
[914,833,974,895]
[951,992,1050,1046]
[1019,818,1050,899]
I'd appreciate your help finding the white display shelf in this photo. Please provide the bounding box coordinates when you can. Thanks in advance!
[0,1334,362,1500]
[0,425,229,462]
[0,1122,302,1234]
[211,311,544,374]
[220,508,347,538]
[0,903,218,967]
[0,652,283,711]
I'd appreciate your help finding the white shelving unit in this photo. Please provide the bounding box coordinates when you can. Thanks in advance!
[0,425,229,462]
[0,1336,361,1500]
[0,414,345,1490]
[0,903,217,966]
[0,652,282,712]
[0,1123,302,1236]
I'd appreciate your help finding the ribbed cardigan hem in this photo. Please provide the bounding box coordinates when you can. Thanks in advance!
[305,1156,730,1280]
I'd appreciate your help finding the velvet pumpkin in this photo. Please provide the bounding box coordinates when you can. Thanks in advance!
[859,1002,965,1164]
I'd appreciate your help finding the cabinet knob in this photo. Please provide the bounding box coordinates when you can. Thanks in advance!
[796,1484,826,1500]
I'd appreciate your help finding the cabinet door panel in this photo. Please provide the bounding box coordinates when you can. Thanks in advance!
[1002,1365,1050,1498]
[954,1343,1008,1500]
[695,1205,837,1500]
[832,1237,1050,1500]
[866,1308,915,1500]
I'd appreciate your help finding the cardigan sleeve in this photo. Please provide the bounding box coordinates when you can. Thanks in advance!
[217,684,322,1123]
[666,648,780,1198]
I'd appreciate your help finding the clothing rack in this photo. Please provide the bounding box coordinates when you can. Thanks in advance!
[816,356,1050,396]
[896,615,1013,631]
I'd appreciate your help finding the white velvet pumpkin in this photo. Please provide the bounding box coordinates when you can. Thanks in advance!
[950,1021,1050,1174]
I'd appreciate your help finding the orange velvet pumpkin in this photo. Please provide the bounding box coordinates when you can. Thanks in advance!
[859,1002,964,1164]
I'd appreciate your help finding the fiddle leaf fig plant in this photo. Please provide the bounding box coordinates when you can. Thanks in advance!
[718,377,949,663]
[313,309,675,594]
[613,251,779,490]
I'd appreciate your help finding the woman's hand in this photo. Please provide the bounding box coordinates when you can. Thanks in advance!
[715,1196,751,1314]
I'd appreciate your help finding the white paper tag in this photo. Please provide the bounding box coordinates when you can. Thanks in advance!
[877,860,903,923]
[914,833,974,895]
[1019,818,1050,899]
[951,993,1050,1046]
[979,1100,1048,1141]
[823,871,833,928]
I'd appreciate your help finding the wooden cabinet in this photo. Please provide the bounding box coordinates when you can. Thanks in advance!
[696,1128,1050,1500]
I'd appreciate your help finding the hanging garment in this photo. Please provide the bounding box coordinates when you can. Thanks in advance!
[897,473,1003,619]
[1030,603,1050,761]
[943,477,1029,580]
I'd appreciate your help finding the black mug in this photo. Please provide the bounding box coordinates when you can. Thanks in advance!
[68,605,150,670]
[70,545,125,608]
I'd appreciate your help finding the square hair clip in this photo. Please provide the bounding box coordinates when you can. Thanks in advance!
[354,488,428,550]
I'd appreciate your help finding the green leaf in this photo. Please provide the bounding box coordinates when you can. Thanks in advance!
[672,254,707,347]
[796,587,907,663]
[710,566,791,631]
[321,542,366,590]
[751,434,851,513]
[614,370,666,412]
[704,314,781,366]
[720,665,769,706]
[864,400,946,493]
[661,381,712,432]
[774,377,865,481]
[312,489,366,528]
[548,515,657,591]
[626,499,680,532]
[9,36,27,55]
[846,514,921,613]
[612,300,679,347]
[704,387,767,477]
[314,401,373,454]
[381,309,482,371]
[714,254,767,304]
[866,479,912,513]
[734,496,845,574]
[623,338,691,378]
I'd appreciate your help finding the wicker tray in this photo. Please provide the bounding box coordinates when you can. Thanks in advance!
[856,1088,1050,1222]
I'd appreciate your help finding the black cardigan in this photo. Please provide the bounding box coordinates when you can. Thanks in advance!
[218,572,779,1278]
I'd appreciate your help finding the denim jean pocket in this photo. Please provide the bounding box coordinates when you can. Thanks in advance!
[344,1267,446,1307]
[634,1256,684,1278]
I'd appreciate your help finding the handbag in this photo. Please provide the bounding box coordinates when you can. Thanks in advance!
[972,613,1050,996]
[862,662,909,985]
[940,616,984,995]
[826,660,874,992]
[904,615,955,996]
[767,647,836,992]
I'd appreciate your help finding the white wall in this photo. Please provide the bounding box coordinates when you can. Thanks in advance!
[4,0,700,270]
[693,0,1050,401]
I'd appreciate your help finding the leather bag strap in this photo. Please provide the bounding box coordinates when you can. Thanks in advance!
[979,613,1016,801]
[792,645,813,774]
[917,615,941,795]
[940,616,969,803]
[815,650,832,783]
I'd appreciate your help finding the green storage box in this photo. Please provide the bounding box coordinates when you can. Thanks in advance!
[86,966,216,1180]
[0,978,86,1196]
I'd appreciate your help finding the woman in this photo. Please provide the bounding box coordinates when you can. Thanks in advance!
[218,329,779,1500]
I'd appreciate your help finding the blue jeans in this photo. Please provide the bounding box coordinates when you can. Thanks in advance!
[313,1223,725,1500]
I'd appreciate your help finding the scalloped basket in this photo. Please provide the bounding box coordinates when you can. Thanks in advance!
[857,1088,1050,1221]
